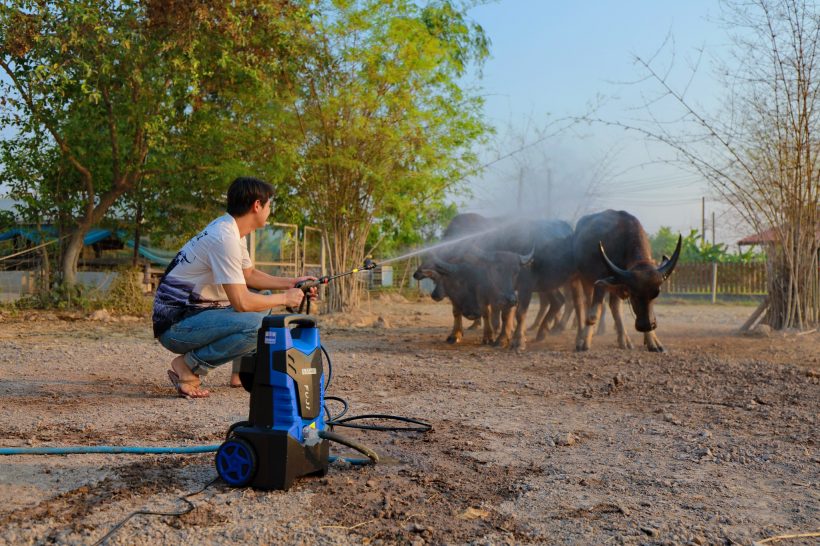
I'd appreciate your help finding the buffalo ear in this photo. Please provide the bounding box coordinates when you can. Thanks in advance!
[413,267,435,280]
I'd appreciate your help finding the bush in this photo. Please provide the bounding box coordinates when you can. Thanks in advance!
[13,268,152,315]
[98,268,152,315]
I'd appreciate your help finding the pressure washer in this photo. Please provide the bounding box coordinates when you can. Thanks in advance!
[215,257,430,490]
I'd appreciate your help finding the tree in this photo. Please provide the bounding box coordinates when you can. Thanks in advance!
[611,0,820,329]
[0,0,306,285]
[650,226,764,263]
[291,0,490,311]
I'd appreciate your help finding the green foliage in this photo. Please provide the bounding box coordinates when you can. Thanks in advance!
[1,0,490,310]
[292,0,490,308]
[15,281,95,312]
[0,0,309,268]
[14,268,151,314]
[650,227,765,264]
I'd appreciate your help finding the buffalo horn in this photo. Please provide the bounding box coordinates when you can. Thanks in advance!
[657,234,683,280]
[599,241,630,281]
[519,247,535,266]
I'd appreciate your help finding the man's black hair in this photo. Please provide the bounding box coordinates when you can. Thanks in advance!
[226,177,274,216]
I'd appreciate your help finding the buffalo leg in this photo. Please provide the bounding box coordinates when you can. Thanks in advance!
[644,330,665,352]
[481,306,494,344]
[571,280,587,351]
[511,288,533,351]
[491,305,501,332]
[493,305,516,348]
[553,302,574,333]
[552,285,574,333]
[535,291,563,341]
[608,295,633,349]
[527,293,549,332]
[580,284,606,351]
[446,306,464,344]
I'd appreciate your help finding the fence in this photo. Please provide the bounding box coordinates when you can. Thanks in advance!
[665,261,767,299]
[247,223,326,278]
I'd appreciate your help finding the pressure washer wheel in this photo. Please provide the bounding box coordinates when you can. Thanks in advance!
[215,437,257,487]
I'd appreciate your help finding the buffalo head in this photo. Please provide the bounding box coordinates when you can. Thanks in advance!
[413,263,447,302]
[431,259,483,319]
[595,235,682,332]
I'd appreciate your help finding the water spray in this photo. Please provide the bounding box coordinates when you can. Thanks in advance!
[376,222,514,266]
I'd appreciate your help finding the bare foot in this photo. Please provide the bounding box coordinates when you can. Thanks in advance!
[230,372,242,388]
[169,355,210,398]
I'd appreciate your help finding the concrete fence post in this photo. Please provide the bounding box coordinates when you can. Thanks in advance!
[711,262,718,304]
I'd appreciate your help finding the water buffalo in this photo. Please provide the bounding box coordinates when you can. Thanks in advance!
[483,219,576,350]
[412,213,499,343]
[571,209,681,352]
[427,248,533,344]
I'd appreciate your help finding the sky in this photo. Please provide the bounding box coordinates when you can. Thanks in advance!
[460,1,748,247]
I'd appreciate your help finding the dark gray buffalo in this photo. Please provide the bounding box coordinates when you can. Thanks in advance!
[483,219,576,350]
[415,248,532,344]
[412,213,498,343]
[571,209,681,352]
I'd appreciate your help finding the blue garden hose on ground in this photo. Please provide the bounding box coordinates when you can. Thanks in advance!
[0,444,372,464]
[0,445,221,455]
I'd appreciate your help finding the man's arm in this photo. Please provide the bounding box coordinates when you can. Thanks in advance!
[243,268,299,291]
[223,283,304,312]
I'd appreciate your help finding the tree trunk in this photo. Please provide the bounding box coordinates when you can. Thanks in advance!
[322,222,368,313]
[61,227,89,287]
[61,180,133,287]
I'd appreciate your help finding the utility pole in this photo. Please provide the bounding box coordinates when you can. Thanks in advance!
[711,211,715,246]
[701,197,706,246]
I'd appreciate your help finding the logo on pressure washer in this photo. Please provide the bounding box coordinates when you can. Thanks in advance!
[303,384,311,410]
[264,331,276,344]
[302,368,317,375]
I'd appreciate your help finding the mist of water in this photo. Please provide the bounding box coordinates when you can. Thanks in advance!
[376,220,518,266]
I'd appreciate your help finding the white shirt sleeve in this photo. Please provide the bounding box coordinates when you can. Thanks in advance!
[210,234,247,285]
[240,236,253,269]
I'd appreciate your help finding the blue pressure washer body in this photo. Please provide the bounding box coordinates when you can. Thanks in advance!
[215,314,329,490]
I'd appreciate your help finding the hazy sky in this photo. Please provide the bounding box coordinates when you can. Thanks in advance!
[461,1,747,245]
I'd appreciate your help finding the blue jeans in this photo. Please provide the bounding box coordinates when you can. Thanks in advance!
[158,306,270,376]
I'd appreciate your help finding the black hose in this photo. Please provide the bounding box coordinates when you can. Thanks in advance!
[324,395,349,421]
[93,477,219,546]
[327,413,432,433]
[318,430,380,464]
[225,421,251,442]
[321,344,333,389]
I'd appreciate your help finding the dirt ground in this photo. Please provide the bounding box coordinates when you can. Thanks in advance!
[0,297,818,546]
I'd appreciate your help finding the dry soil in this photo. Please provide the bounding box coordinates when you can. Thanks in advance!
[0,298,818,545]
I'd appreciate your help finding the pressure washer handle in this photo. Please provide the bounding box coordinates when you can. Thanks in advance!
[287,277,327,314]
[294,277,329,290]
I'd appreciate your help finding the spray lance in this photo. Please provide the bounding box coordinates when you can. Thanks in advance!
[288,257,378,314]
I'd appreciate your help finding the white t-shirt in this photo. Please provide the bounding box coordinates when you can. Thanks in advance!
[152,214,252,336]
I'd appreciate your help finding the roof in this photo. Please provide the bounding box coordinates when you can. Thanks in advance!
[738,226,820,246]
[0,227,126,245]
[0,227,173,266]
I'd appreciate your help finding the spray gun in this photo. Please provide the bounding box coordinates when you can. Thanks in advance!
[289,257,378,314]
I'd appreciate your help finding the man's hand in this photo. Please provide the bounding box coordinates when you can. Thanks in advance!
[284,287,305,308]
[294,276,319,299]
